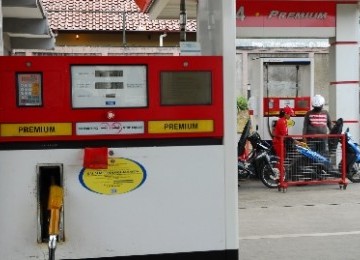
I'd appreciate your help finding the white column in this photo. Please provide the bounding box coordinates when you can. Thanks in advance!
[221,0,238,252]
[0,0,3,55]
[329,4,360,141]
[197,0,238,253]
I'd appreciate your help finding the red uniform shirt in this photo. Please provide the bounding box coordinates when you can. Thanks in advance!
[272,117,288,157]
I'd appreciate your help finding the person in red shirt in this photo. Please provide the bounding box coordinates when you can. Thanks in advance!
[272,105,295,158]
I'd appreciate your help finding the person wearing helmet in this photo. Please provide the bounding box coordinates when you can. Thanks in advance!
[303,94,332,154]
[272,105,295,159]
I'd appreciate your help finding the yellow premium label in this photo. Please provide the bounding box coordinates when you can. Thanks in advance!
[295,111,307,115]
[148,120,214,134]
[264,111,279,116]
[80,158,146,195]
[1,123,72,137]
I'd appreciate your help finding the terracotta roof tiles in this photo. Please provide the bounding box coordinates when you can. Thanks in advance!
[42,0,197,32]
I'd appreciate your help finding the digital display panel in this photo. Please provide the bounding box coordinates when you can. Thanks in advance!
[95,70,123,77]
[161,71,212,105]
[16,73,43,107]
[95,82,124,89]
[71,65,147,108]
[297,99,310,109]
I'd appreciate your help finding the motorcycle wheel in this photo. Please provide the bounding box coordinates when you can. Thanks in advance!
[346,163,360,183]
[259,163,279,188]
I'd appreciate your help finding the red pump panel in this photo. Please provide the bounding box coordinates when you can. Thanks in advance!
[0,56,223,143]
[263,96,311,117]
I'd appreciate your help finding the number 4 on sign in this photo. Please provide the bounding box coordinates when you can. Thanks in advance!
[237,6,245,21]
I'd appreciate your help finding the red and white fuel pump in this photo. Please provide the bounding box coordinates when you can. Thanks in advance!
[248,57,314,141]
[0,1,239,259]
[0,55,238,259]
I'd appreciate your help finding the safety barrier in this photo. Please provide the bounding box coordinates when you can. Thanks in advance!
[277,134,347,192]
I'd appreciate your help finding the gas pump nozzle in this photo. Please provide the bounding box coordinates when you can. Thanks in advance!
[47,185,63,260]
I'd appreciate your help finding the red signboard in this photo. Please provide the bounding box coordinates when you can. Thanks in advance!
[0,56,223,144]
[236,1,337,27]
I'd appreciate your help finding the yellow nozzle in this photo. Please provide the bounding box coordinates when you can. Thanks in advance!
[48,185,63,210]
[48,185,63,236]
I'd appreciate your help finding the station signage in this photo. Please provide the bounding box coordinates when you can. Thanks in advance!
[236,1,336,27]
[1,123,72,137]
[148,120,214,134]
[76,121,144,135]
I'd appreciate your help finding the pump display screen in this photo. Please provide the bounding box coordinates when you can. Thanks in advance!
[16,73,42,107]
[71,65,147,108]
[160,71,212,105]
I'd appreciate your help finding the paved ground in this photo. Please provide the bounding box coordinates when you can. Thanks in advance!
[238,179,360,260]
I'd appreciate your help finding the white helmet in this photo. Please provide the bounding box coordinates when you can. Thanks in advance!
[312,94,325,108]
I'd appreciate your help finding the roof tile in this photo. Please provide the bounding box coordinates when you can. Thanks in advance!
[42,0,196,32]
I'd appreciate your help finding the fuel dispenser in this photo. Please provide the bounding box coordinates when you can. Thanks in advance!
[0,56,233,259]
[248,58,313,141]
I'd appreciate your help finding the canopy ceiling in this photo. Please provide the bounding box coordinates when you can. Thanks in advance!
[2,0,55,49]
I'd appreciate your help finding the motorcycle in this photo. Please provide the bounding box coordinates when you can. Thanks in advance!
[339,127,360,183]
[288,141,336,181]
[288,118,360,184]
[238,120,280,188]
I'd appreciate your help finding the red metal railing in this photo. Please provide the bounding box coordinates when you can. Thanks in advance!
[277,134,347,192]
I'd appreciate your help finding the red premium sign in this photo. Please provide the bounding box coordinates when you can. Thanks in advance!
[236,1,336,27]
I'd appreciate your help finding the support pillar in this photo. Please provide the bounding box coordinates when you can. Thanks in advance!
[0,0,3,55]
[329,4,360,141]
[197,0,238,254]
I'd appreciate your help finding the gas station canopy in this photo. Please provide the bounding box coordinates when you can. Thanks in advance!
[2,0,55,50]
[135,0,360,39]
[134,0,360,20]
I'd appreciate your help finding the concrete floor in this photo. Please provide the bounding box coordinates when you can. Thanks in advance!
[238,179,360,260]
